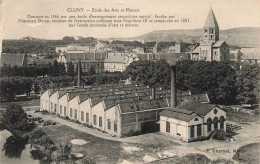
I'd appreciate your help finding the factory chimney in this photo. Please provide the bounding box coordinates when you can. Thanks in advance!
[77,61,81,87]
[170,66,177,108]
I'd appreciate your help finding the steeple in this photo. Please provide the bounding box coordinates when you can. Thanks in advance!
[204,7,219,28]
[201,7,219,44]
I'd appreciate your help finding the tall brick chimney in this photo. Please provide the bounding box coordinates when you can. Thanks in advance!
[171,66,177,108]
[77,61,81,87]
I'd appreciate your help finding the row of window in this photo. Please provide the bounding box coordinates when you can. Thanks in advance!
[166,119,225,138]
[93,115,117,132]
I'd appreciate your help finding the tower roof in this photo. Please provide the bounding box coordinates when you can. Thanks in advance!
[204,8,219,28]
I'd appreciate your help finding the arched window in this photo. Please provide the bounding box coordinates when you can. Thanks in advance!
[194,118,199,121]
[207,118,212,132]
[213,117,218,130]
[220,116,225,129]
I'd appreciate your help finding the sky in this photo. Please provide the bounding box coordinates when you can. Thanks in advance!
[1,0,260,39]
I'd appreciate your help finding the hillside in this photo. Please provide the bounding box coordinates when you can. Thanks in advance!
[129,27,260,47]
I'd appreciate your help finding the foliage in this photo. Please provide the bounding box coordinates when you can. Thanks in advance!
[0,104,34,132]
[67,61,75,76]
[212,130,227,140]
[3,135,28,158]
[125,60,238,104]
[236,64,260,106]
[233,142,260,164]
[124,60,170,89]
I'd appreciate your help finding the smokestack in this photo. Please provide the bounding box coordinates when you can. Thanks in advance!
[171,66,177,108]
[77,61,81,87]
[152,88,155,99]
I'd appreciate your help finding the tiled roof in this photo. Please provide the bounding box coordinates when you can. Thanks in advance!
[212,41,226,47]
[0,53,27,67]
[104,53,126,63]
[160,108,198,122]
[177,100,216,116]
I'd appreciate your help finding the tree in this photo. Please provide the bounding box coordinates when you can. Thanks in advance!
[52,60,59,76]
[89,65,95,76]
[67,61,75,76]
[124,60,171,88]
[0,104,33,133]
[236,64,260,106]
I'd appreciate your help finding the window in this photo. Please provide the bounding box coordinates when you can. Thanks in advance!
[220,116,225,129]
[107,119,111,130]
[74,109,77,119]
[51,103,53,110]
[114,123,117,132]
[190,126,194,138]
[60,105,62,114]
[86,113,89,123]
[207,118,212,132]
[70,108,73,117]
[213,117,218,130]
[194,118,199,121]
[64,107,66,116]
[166,121,170,133]
[93,115,97,125]
[197,124,201,136]
[81,111,84,121]
[204,57,207,60]
[99,117,102,127]
[54,104,57,113]
[204,29,207,33]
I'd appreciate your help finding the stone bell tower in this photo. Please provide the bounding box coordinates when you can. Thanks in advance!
[201,7,219,44]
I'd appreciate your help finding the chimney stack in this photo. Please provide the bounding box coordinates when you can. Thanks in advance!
[171,66,177,108]
[77,61,81,87]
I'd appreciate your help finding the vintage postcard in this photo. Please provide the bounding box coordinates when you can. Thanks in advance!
[0,0,259,163]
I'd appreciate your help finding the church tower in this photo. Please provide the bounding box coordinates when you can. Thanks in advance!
[201,7,219,44]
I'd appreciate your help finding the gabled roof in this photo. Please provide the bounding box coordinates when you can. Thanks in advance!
[212,40,227,47]
[204,8,219,28]
[160,107,198,122]
[78,94,90,103]
[177,100,216,116]
[0,53,27,67]
[67,92,79,101]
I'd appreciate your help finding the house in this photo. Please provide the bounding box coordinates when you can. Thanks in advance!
[229,49,243,61]
[160,101,226,142]
[0,53,28,67]
[104,52,127,72]
[191,8,230,61]
[240,47,260,64]
[57,52,106,73]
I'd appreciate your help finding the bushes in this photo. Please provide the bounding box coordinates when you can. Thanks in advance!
[212,130,227,140]
[233,142,260,164]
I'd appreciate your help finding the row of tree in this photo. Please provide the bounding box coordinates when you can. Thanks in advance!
[0,72,125,101]
[0,60,97,77]
[124,60,259,105]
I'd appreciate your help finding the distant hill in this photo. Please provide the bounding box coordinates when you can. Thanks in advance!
[128,27,260,47]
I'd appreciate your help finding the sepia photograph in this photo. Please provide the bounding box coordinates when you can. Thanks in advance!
[0,0,259,163]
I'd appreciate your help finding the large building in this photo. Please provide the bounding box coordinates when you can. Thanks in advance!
[40,83,212,138]
[0,53,28,67]
[57,52,106,73]
[160,101,226,142]
[191,8,230,61]
[40,84,170,137]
